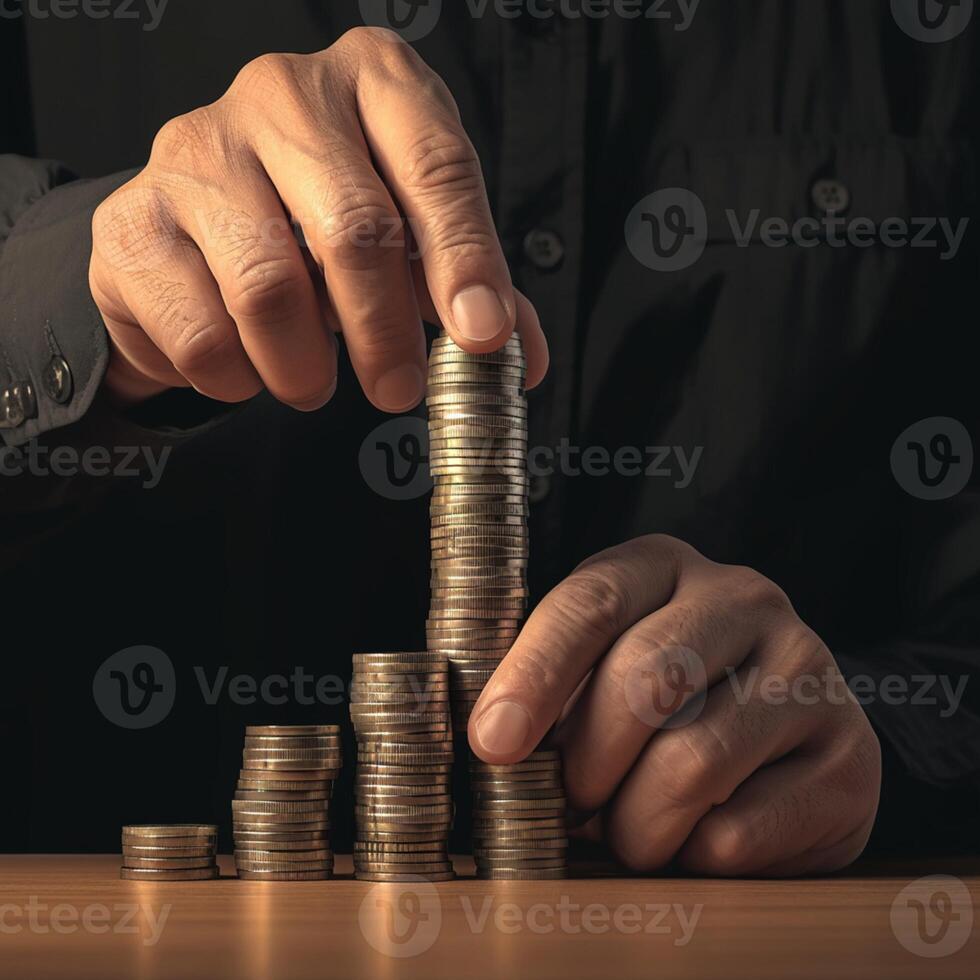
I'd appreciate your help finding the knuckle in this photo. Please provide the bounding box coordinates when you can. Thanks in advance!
[549,568,631,641]
[686,813,756,876]
[169,318,237,377]
[232,52,300,99]
[651,726,730,807]
[225,256,310,324]
[335,25,403,56]
[401,130,482,196]
[726,565,793,616]
[318,192,403,271]
[92,180,178,270]
[150,108,224,169]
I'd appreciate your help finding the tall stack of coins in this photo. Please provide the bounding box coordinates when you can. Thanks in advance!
[350,652,455,881]
[426,331,568,879]
[470,749,569,879]
[425,331,529,728]
[120,825,219,880]
[231,725,341,881]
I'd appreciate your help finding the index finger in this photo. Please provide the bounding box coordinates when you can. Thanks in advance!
[352,33,537,355]
[467,536,686,764]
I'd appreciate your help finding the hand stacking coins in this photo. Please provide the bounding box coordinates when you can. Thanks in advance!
[350,651,455,881]
[425,331,569,879]
[232,725,341,880]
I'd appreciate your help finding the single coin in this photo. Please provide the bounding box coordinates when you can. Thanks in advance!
[122,845,216,858]
[231,800,326,814]
[235,859,333,873]
[232,835,328,849]
[120,867,219,881]
[354,861,454,875]
[239,769,335,782]
[235,848,332,861]
[354,871,456,882]
[123,857,216,871]
[233,820,329,832]
[120,836,216,850]
[245,725,340,737]
[243,736,341,749]
[354,842,446,855]
[122,825,217,838]
[476,869,568,880]
[234,790,330,802]
[237,870,332,881]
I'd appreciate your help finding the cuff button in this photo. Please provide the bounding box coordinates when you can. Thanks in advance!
[43,355,73,404]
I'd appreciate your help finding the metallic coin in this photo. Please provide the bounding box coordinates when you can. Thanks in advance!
[234,789,330,801]
[234,849,332,862]
[233,819,329,832]
[123,857,216,871]
[120,867,219,881]
[122,825,217,838]
[245,725,340,737]
[476,869,568,880]
[235,859,333,873]
[356,830,450,843]
[354,871,456,882]
[122,845,216,858]
[238,768,334,782]
[243,736,341,749]
[231,800,327,814]
[120,835,216,850]
[233,833,329,846]
[237,869,332,881]
[354,861,454,875]
[240,760,341,772]
[353,652,447,666]
[354,841,447,854]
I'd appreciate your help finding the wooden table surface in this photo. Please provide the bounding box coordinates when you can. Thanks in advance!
[0,855,976,979]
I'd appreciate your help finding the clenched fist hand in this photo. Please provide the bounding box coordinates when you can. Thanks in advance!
[470,535,882,876]
[90,28,548,409]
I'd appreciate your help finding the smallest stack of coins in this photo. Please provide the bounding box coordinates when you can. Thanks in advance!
[121,825,219,880]
[470,748,569,879]
[232,725,341,880]
[351,652,455,881]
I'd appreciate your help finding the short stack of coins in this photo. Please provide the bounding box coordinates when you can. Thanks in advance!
[470,749,569,879]
[350,652,455,881]
[232,725,341,881]
[425,330,529,729]
[120,824,219,880]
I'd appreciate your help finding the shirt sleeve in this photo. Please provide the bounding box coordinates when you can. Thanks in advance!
[0,154,135,446]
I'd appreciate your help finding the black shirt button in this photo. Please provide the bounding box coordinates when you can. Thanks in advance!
[529,473,551,504]
[523,229,565,271]
[811,178,850,214]
[43,355,73,405]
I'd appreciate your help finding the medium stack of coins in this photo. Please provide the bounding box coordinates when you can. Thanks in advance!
[231,725,341,881]
[120,825,219,880]
[426,331,568,879]
[471,749,569,879]
[350,652,455,881]
[425,331,529,730]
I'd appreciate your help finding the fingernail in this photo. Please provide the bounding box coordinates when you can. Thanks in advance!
[452,285,508,342]
[473,700,532,757]
[374,363,424,412]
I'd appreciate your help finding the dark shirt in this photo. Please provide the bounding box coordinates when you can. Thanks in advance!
[0,1,977,854]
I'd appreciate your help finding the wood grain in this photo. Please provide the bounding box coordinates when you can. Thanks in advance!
[0,855,976,979]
